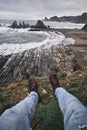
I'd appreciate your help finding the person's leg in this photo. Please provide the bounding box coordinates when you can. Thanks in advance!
[49,74,87,130]
[0,78,39,130]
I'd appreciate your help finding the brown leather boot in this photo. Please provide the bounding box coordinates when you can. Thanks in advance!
[28,77,41,102]
[49,74,60,92]
[28,78,38,93]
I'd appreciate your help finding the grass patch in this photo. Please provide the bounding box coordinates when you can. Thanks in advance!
[31,98,63,130]
[66,85,87,106]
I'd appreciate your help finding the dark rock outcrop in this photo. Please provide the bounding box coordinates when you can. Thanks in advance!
[44,12,87,23]
[82,23,87,31]
[10,21,30,28]
[44,17,49,21]
[11,21,18,28]
[31,20,48,31]
[35,20,46,28]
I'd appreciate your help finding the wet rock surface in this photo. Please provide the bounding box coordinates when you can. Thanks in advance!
[0,41,73,87]
[0,55,11,70]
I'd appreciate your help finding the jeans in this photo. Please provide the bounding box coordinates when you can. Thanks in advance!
[0,92,39,130]
[0,88,87,130]
[55,88,87,130]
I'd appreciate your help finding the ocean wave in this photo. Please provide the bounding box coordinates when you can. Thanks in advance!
[0,26,29,33]
[0,27,74,55]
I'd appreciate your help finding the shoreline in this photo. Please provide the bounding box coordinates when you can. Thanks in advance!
[0,27,87,69]
[50,28,87,45]
[52,28,87,66]
[0,27,87,87]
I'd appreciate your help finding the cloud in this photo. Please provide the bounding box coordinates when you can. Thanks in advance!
[0,0,87,19]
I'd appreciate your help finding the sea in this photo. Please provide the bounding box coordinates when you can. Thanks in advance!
[0,20,85,56]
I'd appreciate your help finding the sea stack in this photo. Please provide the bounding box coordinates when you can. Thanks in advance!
[31,20,49,31]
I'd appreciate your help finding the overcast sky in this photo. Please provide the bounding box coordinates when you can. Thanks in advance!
[0,0,87,20]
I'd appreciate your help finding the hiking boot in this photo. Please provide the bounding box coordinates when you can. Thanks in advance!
[28,77,41,102]
[29,78,38,93]
[49,74,60,91]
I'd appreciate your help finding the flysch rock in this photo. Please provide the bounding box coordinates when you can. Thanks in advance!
[0,41,70,87]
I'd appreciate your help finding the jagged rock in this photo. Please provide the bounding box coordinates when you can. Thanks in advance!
[10,21,30,28]
[36,20,46,28]
[31,20,48,30]
[11,21,18,28]
[44,17,49,21]
[22,21,30,28]
[82,23,87,31]
[19,22,22,28]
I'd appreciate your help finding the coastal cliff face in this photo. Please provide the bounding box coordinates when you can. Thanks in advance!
[45,12,87,23]
[0,44,63,86]
[0,42,74,87]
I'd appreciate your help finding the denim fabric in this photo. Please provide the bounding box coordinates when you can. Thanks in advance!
[0,88,87,130]
[0,91,38,130]
[55,87,87,130]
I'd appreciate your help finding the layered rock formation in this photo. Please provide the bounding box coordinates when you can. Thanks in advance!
[0,43,69,87]
[0,55,11,70]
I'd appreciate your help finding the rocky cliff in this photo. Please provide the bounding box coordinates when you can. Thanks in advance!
[0,40,73,87]
[44,12,87,23]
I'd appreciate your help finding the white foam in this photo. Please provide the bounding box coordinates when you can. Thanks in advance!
[0,26,49,35]
[0,26,30,34]
[0,27,10,33]
[44,21,85,29]
[0,28,74,55]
